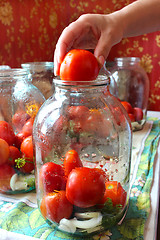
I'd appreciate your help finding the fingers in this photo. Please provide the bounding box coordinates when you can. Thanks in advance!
[94,35,112,66]
[54,21,84,76]
[54,41,68,76]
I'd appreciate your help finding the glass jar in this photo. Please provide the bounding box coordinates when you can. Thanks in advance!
[0,69,45,194]
[110,57,149,131]
[21,62,54,99]
[33,73,132,236]
[0,65,11,70]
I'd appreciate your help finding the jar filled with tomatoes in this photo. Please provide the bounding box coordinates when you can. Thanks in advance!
[109,57,149,131]
[0,69,45,194]
[21,62,54,99]
[33,50,132,236]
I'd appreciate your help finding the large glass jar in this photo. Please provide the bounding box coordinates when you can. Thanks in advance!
[21,62,54,99]
[33,73,132,236]
[0,69,45,194]
[110,57,149,131]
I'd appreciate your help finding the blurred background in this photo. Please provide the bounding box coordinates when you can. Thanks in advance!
[0,0,159,111]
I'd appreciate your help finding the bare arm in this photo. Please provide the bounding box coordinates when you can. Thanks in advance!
[54,0,160,75]
[115,0,160,37]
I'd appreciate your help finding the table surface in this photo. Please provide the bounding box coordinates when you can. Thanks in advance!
[0,110,159,240]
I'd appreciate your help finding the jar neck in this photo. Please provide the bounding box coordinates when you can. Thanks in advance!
[0,69,29,84]
[21,62,54,73]
[53,76,110,96]
[114,57,140,67]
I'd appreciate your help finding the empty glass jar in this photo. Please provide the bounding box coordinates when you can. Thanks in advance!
[110,57,149,131]
[0,69,45,194]
[21,62,54,99]
[33,72,132,236]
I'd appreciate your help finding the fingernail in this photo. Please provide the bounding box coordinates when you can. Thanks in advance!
[98,55,105,66]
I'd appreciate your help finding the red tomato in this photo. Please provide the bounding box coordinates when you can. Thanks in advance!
[15,131,27,148]
[20,135,33,158]
[82,109,110,137]
[60,49,100,81]
[8,146,21,166]
[16,153,34,173]
[67,106,90,120]
[39,162,66,193]
[0,121,16,145]
[128,113,135,122]
[40,191,73,223]
[22,118,34,137]
[0,164,15,192]
[0,138,10,165]
[12,110,30,131]
[133,107,143,121]
[121,101,133,114]
[100,181,127,207]
[66,167,105,208]
[64,149,83,176]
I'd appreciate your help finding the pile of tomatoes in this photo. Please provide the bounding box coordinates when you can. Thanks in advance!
[0,110,35,193]
[120,101,144,122]
[39,149,127,224]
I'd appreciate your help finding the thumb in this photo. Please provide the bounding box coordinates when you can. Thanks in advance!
[94,35,113,66]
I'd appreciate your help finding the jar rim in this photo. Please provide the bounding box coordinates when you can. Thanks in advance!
[21,62,54,72]
[114,57,140,63]
[0,68,28,77]
[53,74,110,87]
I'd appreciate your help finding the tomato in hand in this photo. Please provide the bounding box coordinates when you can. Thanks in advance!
[100,181,127,207]
[66,167,105,208]
[40,190,73,223]
[0,121,16,145]
[0,163,15,192]
[60,49,100,81]
[8,146,21,166]
[64,149,83,176]
[39,162,66,193]
[20,135,33,158]
[133,107,143,121]
[0,138,10,165]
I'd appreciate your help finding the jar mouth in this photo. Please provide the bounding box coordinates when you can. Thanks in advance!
[53,74,110,87]
[0,68,28,77]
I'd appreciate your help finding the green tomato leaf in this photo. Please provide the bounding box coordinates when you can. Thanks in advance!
[29,209,46,229]
[118,218,145,239]
[1,209,28,231]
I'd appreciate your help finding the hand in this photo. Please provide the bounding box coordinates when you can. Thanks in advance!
[54,13,123,76]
